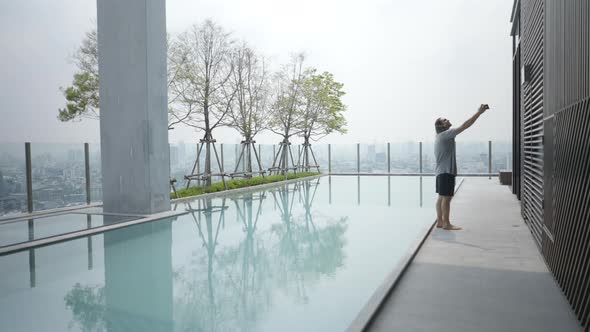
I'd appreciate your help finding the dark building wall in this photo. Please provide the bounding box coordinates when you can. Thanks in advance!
[514,0,590,330]
[543,1,590,330]
[518,0,545,245]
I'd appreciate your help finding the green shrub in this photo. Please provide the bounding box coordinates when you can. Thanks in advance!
[171,172,320,199]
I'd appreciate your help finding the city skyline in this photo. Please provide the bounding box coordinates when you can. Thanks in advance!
[1,140,511,216]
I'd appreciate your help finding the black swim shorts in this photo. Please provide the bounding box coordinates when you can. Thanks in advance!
[436,173,456,196]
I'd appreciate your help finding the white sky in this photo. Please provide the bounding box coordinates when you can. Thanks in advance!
[0,0,513,145]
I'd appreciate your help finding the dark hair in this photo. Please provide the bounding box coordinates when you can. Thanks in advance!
[435,118,446,134]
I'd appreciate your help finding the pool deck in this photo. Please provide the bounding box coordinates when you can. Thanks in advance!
[366,177,582,332]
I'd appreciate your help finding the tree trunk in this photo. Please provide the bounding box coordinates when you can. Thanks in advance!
[205,132,212,187]
[281,138,289,176]
[246,143,253,176]
[304,135,310,172]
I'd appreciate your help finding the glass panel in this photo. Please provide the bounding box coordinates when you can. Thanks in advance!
[330,144,357,173]
[390,141,419,173]
[358,143,387,173]
[258,144,276,171]
[0,143,27,216]
[422,141,436,174]
[492,140,512,173]
[311,143,328,173]
[223,143,240,176]
[456,141,488,174]
[31,143,86,211]
[88,143,102,203]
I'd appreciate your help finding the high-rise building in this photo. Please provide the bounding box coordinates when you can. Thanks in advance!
[367,144,376,163]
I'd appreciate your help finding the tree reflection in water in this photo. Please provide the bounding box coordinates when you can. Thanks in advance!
[270,180,348,303]
[65,178,348,332]
[65,283,106,332]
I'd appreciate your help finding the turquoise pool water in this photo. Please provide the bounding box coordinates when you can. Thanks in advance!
[0,176,437,332]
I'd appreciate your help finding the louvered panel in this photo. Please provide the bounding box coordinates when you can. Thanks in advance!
[520,0,545,248]
[543,100,590,330]
[540,0,590,329]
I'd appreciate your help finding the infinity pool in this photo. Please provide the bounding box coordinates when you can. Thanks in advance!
[0,175,437,332]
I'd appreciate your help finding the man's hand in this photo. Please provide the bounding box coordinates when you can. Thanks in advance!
[457,104,490,134]
[478,104,490,113]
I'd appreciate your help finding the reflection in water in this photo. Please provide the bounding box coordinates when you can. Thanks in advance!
[388,176,391,207]
[63,179,348,331]
[328,175,332,205]
[28,218,35,288]
[104,216,174,332]
[87,214,93,270]
[420,176,423,207]
[65,216,176,332]
[175,179,347,331]
[65,284,106,332]
[357,176,360,205]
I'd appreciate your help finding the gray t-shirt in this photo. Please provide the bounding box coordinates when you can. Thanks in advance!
[434,128,459,175]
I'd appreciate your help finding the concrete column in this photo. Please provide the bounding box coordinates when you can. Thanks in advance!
[97,0,170,214]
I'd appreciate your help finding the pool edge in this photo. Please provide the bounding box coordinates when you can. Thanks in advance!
[346,177,466,332]
[0,174,327,256]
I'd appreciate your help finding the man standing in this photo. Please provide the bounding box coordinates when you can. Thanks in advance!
[434,104,490,230]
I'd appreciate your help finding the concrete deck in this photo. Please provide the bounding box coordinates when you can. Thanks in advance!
[367,178,582,332]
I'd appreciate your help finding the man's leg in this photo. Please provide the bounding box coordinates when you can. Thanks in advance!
[442,195,461,230]
[436,196,444,227]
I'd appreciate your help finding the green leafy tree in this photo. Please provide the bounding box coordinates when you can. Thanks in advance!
[58,29,189,127]
[299,71,347,170]
[59,30,99,121]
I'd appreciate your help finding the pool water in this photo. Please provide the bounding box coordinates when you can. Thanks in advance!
[0,213,139,247]
[0,176,437,332]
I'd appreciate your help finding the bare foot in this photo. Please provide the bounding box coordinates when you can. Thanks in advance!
[437,220,453,228]
[443,224,462,230]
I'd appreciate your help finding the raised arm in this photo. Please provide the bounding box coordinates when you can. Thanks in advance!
[456,104,489,135]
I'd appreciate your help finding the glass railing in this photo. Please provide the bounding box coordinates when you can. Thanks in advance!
[0,141,511,216]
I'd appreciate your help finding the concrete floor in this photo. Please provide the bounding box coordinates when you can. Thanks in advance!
[367,178,582,332]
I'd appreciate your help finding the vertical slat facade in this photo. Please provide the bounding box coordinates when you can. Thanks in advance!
[514,0,590,330]
[520,0,545,245]
[543,0,590,330]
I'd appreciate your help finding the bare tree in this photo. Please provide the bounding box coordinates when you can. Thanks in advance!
[298,71,347,171]
[267,54,308,175]
[226,42,270,178]
[167,35,196,130]
[175,20,236,187]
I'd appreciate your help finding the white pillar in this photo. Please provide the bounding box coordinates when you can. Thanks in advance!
[97,0,170,214]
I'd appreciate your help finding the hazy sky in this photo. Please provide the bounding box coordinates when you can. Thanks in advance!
[0,0,513,144]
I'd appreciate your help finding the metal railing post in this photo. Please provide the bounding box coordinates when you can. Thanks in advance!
[357,143,360,174]
[25,142,33,213]
[328,144,332,174]
[419,141,423,174]
[488,140,492,179]
[387,142,391,174]
[85,143,91,204]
